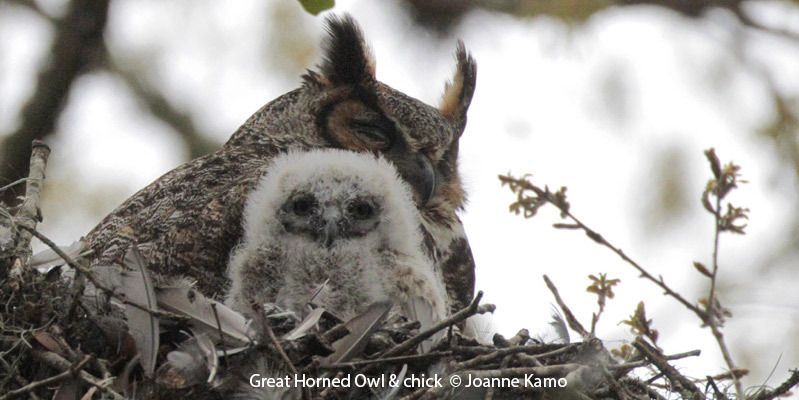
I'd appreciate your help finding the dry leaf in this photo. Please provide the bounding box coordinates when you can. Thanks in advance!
[32,331,70,357]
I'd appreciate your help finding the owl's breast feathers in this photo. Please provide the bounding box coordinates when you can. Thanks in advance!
[419,211,476,314]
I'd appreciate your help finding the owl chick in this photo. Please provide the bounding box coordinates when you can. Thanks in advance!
[226,149,449,334]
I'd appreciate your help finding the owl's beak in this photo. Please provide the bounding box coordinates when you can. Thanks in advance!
[395,154,437,207]
[321,222,338,248]
[417,155,437,206]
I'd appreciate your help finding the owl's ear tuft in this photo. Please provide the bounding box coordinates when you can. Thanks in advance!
[439,41,477,132]
[317,14,376,86]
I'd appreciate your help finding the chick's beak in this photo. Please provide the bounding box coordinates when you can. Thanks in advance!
[321,222,338,249]
[318,207,341,248]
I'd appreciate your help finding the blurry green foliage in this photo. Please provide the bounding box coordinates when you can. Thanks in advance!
[298,0,335,15]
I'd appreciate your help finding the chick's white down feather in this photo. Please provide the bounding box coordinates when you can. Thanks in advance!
[226,148,449,333]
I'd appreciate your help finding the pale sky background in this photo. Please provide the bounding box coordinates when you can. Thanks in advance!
[2,0,798,392]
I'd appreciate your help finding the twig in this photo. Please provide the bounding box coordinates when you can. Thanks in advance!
[252,303,307,399]
[264,323,298,376]
[502,175,705,317]
[610,349,701,372]
[485,332,529,400]
[64,272,87,322]
[572,219,704,317]
[485,353,513,400]
[453,342,578,371]
[542,275,590,338]
[633,338,705,400]
[321,351,452,370]
[0,178,32,194]
[705,376,728,400]
[618,377,668,400]
[377,291,494,361]
[29,350,123,400]
[751,369,799,400]
[0,355,90,400]
[0,0,110,206]
[0,355,42,400]
[704,149,744,399]
[448,343,562,357]
[20,226,186,321]
[504,173,747,397]
[600,368,633,400]
[12,141,50,262]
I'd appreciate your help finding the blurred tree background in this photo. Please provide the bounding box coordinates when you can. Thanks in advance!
[1,0,798,391]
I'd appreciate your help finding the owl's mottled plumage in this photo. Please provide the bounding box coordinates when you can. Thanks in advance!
[85,15,477,313]
[226,149,448,329]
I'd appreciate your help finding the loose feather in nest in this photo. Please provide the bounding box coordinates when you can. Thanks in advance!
[120,246,160,376]
[321,301,393,366]
[402,296,440,353]
[156,285,255,347]
[29,239,87,273]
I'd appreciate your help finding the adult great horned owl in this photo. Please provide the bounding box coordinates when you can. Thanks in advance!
[226,149,448,331]
[85,15,477,313]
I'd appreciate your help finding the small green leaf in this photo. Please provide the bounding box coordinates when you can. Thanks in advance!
[298,0,335,15]
[692,261,713,278]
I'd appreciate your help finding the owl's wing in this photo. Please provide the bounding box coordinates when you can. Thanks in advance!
[86,147,278,297]
[439,233,476,315]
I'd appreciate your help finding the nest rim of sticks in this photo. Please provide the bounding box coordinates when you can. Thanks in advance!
[0,240,704,400]
[6,140,795,400]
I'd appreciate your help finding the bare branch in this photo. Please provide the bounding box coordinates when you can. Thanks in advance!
[633,338,705,400]
[0,0,110,205]
[11,141,50,261]
[751,369,799,400]
[501,174,707,319]
[0,355,90,400]
[21,226,187,321]
[29,350,123,400]
[375,291,494,361]
[543,275,590,338]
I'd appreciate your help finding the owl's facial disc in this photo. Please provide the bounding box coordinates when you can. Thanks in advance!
[324,100,437,206]
[279,191,381,248]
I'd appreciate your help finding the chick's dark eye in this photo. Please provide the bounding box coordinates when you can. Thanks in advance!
[348,200,375,220]
[292,196,316,216]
